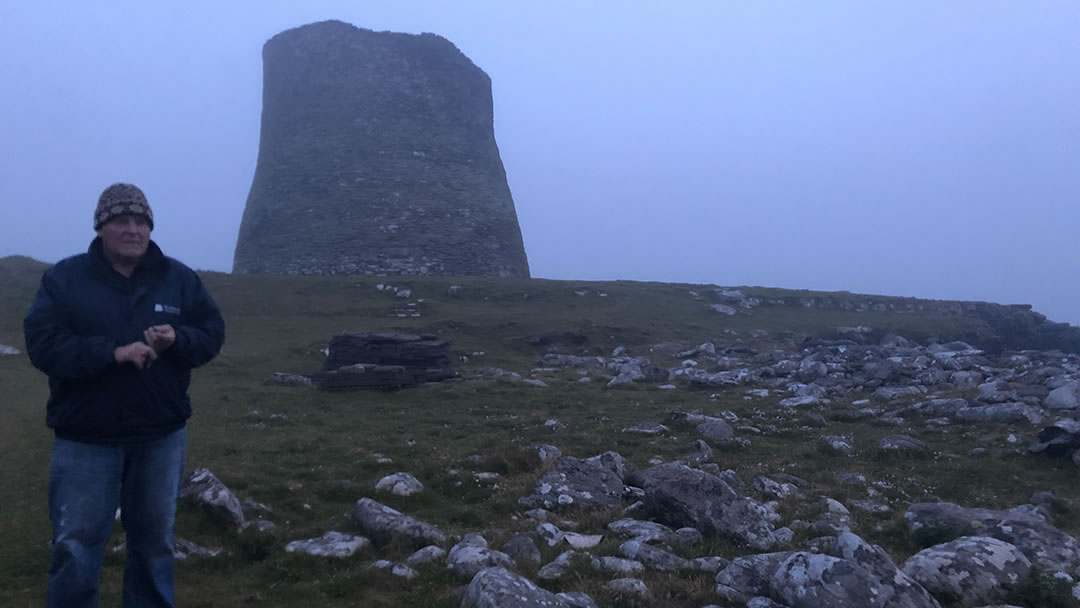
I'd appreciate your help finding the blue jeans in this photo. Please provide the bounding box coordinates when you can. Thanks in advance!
[48,428,186,608]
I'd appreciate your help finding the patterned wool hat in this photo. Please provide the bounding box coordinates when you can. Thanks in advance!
[94,183,154,230]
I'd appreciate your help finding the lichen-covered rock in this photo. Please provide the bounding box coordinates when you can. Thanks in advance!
[822,435,855,455]
[502,534,542,568]
[583,450,634,479]
[1046,382,1080,410]
[905,502,1080,573]
[461,567,573,607]
[607,519,680,545]
[591,555,645,576]
[374,472,424,496]
[606,578,649,598]
[714,552,794,598]
[348,497,445,548]
[618,540,690,571]
[371,559,419,579]
[770,552,888,608]
[447,534,514,579]
[556,592,599,608]
[831,532,940,608]
[179,468,244,528]
[628,463,779,550]
[285,531,369,558]
[519,456,625,511]
[878,434,927,452]
[173,538,222,560]
[698,420,735,441]
[405,545,446,566]
[901,536,1031,606]
[538,550,580,580]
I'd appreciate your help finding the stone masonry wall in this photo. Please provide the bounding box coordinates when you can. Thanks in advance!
[233,20,530,277]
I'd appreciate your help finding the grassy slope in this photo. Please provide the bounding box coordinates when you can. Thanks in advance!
[1,258,1075,607]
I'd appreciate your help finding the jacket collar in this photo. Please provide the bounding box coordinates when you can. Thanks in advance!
[88,237,168,285]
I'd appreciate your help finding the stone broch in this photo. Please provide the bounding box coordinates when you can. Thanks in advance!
[233,20,530,278]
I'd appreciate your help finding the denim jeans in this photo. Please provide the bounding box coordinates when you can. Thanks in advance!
[48,428,186,608]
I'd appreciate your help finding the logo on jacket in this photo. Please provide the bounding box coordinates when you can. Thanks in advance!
[154,304,182,315]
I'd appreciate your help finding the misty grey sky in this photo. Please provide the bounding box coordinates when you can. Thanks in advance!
[2,1,1078,324]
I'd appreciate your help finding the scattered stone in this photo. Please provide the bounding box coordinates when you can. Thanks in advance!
[374,472,424,496]
[538,550,579,580]
[173,538,222,560]
[878,434,926,453]
[606,578,649,597]
[591,555,646,576]
[462,567,574,607]
[697,420,735,441]
[285,531,369,558]
[270,372,313,386]
[502,534,542,567]
[371,559,419,579]
[1046,382,1080,410]
[905,501,1080,572]
[405,545,446,566]
[619,540,691,571]
[447,534,514,579]
[627,463,780,550]
[349,498,446,548]
[179,468,244,529]
[901,536,1031,606]
[520,456,626,511]
[563,532,603,549]
[622,422,670,436]
[821,435,855,455]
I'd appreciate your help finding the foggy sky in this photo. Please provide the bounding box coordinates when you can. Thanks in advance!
[2,1,1078,324]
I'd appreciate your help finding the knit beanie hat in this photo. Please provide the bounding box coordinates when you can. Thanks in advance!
[94,183,154,230]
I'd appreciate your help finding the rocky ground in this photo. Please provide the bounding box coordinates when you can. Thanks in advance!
[176,325,1080,607]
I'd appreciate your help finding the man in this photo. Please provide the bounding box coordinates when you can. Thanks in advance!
[24,183,226,608]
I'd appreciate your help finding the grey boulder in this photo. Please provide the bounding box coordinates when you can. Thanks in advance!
[447,534,514,579]
[618,540,690,571]
[179,468,244,529]
[905,501,1080,573]
[461,567,573,607]
[770,552,889,608]
[627,463,779,550]
[901,536,1031,607]
[519,456,626,511]
[349,497,446,548]
[284,531,369,558]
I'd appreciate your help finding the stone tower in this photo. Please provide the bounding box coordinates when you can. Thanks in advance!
[233,20,530,277]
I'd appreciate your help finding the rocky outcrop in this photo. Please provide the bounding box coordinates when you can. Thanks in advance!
[234,20,529,278]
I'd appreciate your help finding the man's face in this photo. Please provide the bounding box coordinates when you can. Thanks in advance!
[97,214,151,262]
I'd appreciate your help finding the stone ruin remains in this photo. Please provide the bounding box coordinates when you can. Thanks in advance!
[233,20,530,278]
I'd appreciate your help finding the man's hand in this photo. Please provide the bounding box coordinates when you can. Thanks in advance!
[115,342,158,370]
[144,324,176,354]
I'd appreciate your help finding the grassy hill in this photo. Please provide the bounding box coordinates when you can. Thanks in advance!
[1,256,1077,607]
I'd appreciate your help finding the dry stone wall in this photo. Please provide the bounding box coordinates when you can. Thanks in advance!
[234,20,530,277]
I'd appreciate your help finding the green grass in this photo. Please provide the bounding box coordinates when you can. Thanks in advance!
[1,257,1077,607]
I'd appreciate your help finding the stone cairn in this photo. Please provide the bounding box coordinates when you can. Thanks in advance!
[310,332,455,389]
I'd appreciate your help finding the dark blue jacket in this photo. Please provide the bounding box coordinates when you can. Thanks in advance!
[23,238,225,443]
